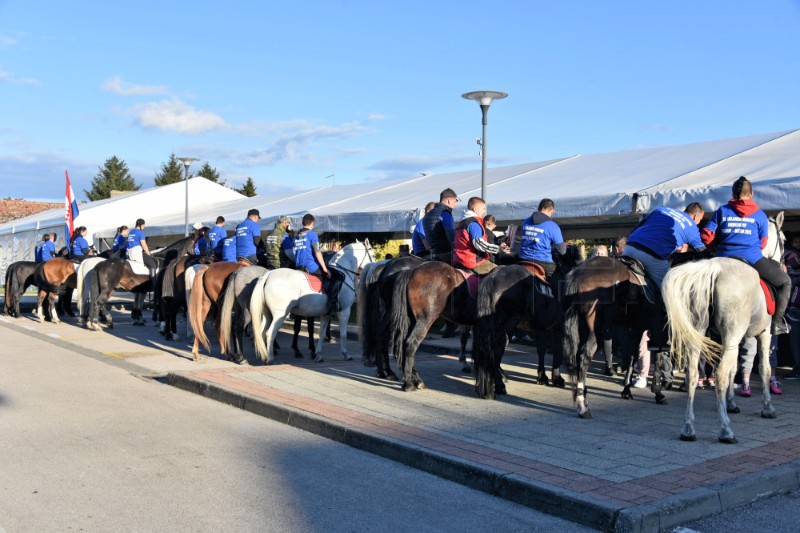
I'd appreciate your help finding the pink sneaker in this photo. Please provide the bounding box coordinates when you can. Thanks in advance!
[770,379,783,395]
[739,384,752,397]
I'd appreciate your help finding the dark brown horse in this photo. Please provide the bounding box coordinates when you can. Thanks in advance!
[562,256,666,419]
[85,259,150,330]
[4,261,36,317]
[33,258,75,324]
[188,261,244,361]
[388,260,480,391]
[158,254,213,340]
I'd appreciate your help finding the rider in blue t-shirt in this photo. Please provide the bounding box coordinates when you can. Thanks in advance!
[235,209,262,264]
[207,216,227,259]
[193,227,210,256]
[221,235,237,262]
[293,213,341,313]
[35,234,56,263]
[518,198,566,277]
[412,202,436,257]
[701,176,791,335]
[70,226,93,262]
[112,226,129,259]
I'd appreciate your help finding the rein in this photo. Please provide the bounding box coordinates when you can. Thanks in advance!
[329,243,375,291]
[766,217,785,265]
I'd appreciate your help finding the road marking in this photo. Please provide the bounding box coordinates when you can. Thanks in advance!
[46,333,60,339]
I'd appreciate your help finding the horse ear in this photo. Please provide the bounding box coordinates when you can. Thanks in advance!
[776,211,785,228]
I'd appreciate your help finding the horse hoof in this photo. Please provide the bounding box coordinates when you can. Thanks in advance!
[551,376,566,388]
[537,376,549,386]
[386,372,399,382]
[655,394,668,405]
[343,356,352,361]
[363,360,376,368]
[719,436,738,444]
[461,365,472,374]
[315,358,325,363]
[680,434,697,442]
[237,359,249,366]
[621,391,633,400]
[401,382,417,392]
[107,323,114,330]
[578,411,593,419]
[294,351,304,359]
[728,406,741,414]
[761,410,777,419]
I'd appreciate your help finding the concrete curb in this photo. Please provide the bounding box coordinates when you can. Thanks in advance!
[166,370,621,531]
[168,370,800,532]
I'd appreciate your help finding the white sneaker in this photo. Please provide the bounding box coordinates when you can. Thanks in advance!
[633,376,648,388]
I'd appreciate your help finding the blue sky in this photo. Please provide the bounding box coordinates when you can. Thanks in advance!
[1,0,799,202]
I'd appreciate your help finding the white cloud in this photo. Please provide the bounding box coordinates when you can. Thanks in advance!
[131,98,227,135]
[366,113,390,121]
[101,75,169,96]
[0,69,40,86]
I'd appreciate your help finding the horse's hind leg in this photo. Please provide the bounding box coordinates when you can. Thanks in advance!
[401,319,433,392]
[651,350,667,404]
[291,315,304,358]
[758,332,776,419]
[680,352,701,441]
[313,315,332,363]
[715,344,740,443]
[36,290,47,323]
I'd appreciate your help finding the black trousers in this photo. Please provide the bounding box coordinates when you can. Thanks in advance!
[753,257,791,318]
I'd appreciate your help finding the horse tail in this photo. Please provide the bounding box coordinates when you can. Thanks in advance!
[5,265,16,314]
[358,262,384,361]
[388,267,414,366]
[188,265,211,352]
[250,273,272,362]
[662,260,724,370]
[561,272,583,402]
[473,271,502,399]
[218,271,238,356]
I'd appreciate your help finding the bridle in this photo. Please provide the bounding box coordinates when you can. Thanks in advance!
[766,217,785,265]
[329,242,375,291]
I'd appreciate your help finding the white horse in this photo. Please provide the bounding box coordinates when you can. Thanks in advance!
[249,239,374,364]
[76,257,106,320]
[663,212,784,443]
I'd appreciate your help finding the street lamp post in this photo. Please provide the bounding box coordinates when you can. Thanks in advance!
[461,91,508,203]
[177,157,199,237]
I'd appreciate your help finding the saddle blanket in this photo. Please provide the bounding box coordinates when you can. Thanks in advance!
[454,268,481,299]
[128,260,150,276]
[303,272,325,294]
[760,279,776,316]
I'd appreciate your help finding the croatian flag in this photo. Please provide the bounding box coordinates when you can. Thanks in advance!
[64,170,79,241]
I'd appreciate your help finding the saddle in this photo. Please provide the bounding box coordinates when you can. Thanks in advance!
[237,258,253,266]
[518,260,547,282]
[453,268,481,299]
[729,256,776,316]
[127,260,150,276]
[616,256,657,304]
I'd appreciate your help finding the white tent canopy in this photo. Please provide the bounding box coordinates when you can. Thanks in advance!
[0,178,243,272]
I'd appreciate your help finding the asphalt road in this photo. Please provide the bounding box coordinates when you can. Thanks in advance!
[0,325,597,533]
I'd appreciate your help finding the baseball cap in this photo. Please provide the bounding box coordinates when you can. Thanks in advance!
[440,188,461,202]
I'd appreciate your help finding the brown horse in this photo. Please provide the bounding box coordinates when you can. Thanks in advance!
[159,254,213,340]
[85,259,151,330]
[4,260,36,317]
[388,261,479,391]
[562,256,667,419]
[33,258,76,324]
[188,261,244,361]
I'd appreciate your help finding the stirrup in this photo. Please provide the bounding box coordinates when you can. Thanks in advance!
[771,316,791,335]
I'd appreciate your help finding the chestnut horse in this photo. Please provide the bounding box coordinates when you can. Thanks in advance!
[4,260,36,317]
[33,258,76,324]
[188,261,244,361]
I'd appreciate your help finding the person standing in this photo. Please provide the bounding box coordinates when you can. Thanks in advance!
[518,199,566,277]
[207,216,227,260]
[412,202,436,257]
[422,189,460,263]
[264,216,291,270]
[701,176,791,335]
[235,209,262,265]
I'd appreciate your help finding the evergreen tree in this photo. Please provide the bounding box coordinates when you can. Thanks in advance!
[236,177,257,197]
[84,156,141,201]
[196,161,223,184]
[154,153,187,186]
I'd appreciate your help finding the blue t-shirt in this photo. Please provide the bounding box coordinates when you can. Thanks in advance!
[235,219,260,257]
[519,215,564,262]
[113,233,128,252]
[193,236,209,255]
[704,204,768,265]
[221,237,237,262]
[208,226,227,255]
[127,228,146,250]
[35,240,55,262]
[411,218,426,254]
[627,207,705,259]
[71,235,89,257]
[293,229,320,273]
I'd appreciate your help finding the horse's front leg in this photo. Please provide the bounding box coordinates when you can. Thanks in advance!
[459,326,472,373]
[651,350,667,404]
[314,314,332,363]
[575,348,592,418]
[758,332,776,419]
[550,328,565,388]
[338,308,352,361]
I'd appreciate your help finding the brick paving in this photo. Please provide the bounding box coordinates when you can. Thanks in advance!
[4,304,800,532]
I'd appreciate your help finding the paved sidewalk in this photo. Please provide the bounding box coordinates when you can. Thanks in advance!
[3,304,800,532]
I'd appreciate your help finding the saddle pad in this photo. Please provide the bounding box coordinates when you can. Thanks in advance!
[518,260,547,281]
[454,268,480,299]
[303,272,325,293]
[760,279,776,316]
[128,260,150,276]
